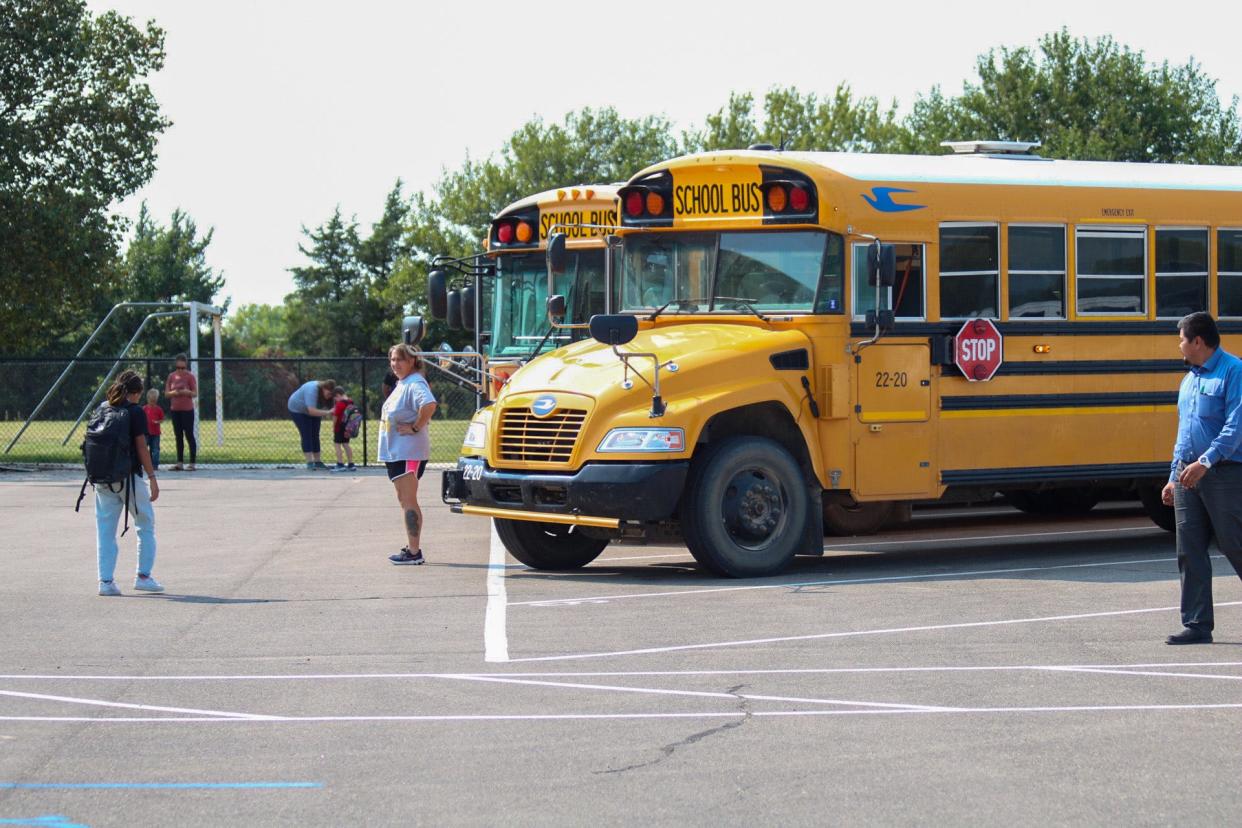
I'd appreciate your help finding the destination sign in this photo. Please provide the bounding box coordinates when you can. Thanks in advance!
[671,166,764,223]
[539,208,618,241]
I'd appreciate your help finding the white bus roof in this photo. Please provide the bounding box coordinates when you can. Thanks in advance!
[779,150,1242,192]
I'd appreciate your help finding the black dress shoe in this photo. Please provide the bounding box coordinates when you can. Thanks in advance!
[1166,627,1213,645]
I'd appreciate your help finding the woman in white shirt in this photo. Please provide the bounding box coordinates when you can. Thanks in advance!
[378,344,438,565]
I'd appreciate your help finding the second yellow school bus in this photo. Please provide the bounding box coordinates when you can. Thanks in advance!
[442,142,1242,576]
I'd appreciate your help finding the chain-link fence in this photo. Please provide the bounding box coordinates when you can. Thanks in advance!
[0,355,483,469]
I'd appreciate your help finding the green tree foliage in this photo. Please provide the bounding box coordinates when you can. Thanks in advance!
[358,181,411,349]
[903,29,1242,162]
[116,203,225,356]
[689,86,903,153]
[286,207,366,356]
[222,303,290,356]
[0,0,169,355]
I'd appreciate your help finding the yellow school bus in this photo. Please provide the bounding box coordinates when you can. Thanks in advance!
[429,186,619,399]
[441,142,1242,576]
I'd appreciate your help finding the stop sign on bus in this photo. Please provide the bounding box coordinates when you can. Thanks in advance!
[954,318,1003,381]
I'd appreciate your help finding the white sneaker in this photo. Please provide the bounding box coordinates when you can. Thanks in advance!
[133,574,165,593]
[98,580,122,596]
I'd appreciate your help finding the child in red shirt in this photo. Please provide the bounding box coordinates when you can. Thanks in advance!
[331,386,357,472]
[143,388,165,469]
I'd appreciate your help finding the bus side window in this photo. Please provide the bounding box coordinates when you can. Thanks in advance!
[940,223,999,319]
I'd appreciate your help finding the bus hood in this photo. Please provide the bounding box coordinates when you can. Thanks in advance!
[500,322,813,404]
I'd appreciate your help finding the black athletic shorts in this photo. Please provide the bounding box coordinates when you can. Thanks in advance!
[386,459,428,481]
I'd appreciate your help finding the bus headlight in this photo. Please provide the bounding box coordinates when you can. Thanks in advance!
[597,428,685,453]
[463,421,487,450]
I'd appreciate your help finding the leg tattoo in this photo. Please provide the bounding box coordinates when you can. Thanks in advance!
[404,508,421,537]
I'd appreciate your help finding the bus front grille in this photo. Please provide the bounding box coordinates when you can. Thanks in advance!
[498,407,586,463]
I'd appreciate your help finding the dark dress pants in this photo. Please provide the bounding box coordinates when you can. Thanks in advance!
[1174,462,1242,631]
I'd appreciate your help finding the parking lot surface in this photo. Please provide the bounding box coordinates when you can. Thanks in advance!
[2,469,1241,826]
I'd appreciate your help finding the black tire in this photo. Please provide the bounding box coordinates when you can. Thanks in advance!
[1137,484,1176,533]
[681,436,810,578]
[493,518,608,570]
[1005,488,1100,515]
[822,498,894,536]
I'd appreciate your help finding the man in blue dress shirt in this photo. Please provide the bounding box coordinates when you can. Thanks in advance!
[1162,312,1242,644]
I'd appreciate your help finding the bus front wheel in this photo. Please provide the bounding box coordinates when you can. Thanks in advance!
[493,518,609,570]
[682,436,809,578]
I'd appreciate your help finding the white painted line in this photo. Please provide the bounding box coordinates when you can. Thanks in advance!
[4,661,1242,682]
[504,601,1242,663]
[9,703,1242,723]
[438,674,955,711]
[0,689,276,720]
[1040,666,1242,682]
[484,522,509,663]
[512,553,1178,608]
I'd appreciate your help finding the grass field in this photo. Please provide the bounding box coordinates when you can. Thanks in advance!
[0,418,469,466]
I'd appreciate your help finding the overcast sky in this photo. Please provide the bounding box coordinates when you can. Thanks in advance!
[86,0,1242,310]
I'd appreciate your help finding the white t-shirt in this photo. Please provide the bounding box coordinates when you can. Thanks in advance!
[378,373,436,462]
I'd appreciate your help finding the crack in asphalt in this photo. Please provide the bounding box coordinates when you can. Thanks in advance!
[594,684,753,775]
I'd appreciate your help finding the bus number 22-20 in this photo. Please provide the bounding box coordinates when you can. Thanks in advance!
[875,371,908,388]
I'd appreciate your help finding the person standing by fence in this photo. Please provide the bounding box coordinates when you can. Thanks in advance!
[380,344,437,565]
[287,378,336,470]
[165,354,198,471]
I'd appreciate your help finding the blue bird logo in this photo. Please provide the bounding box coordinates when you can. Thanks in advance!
[531,395,558,418]
[862,187,925,212]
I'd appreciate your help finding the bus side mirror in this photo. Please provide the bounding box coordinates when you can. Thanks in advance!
[460,285,476,332]
[547,232,567,275]
[589,313,638,346]
[402,315,425,346]
[546,294,566,323]
[446,289,462,331]
[867,243,897,287]
[428,270,448,319]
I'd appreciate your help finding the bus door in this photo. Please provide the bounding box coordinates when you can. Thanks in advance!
[853,342,936,498]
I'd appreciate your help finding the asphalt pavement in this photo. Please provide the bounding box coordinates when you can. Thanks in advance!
[2,468,1240,826]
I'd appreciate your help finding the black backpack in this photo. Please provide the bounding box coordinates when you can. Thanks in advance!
[75,401,136,533]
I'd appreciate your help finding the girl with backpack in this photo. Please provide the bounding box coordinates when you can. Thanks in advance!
[94,370,163,596]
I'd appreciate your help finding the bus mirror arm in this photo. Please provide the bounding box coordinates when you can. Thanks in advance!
[610,345,676,418]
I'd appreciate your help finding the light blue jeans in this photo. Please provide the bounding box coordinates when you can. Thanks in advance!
[95,476,156,582]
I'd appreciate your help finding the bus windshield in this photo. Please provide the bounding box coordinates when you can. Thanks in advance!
[489,251,606,358]
[619,230,843,314]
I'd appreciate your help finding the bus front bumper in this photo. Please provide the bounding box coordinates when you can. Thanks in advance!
[442,457,689,525]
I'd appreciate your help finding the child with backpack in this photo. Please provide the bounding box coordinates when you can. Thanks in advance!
[330,385,360,472]
[143,387,165,469]
[77,370,164,596]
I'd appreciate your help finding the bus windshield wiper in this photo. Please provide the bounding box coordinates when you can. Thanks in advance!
[524,326,556,363]
[647,298,709,320]
[715,296,768,321]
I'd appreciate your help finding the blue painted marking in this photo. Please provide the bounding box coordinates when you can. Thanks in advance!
[0,783,320,790]
[862,187,925,212]
[0,818,87,828]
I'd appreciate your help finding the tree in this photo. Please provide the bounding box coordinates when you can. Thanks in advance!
[222,303,290,356]
[285,207,366,356]
[0,0,169,355]
[689,87,905,153]
[903,29,1242,162]
[357,181,411,351]
[117,203,225,356]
